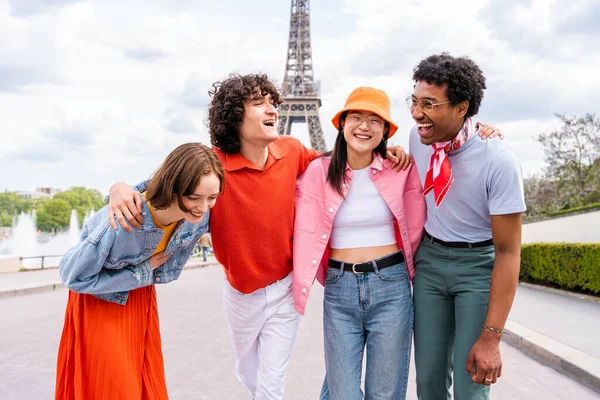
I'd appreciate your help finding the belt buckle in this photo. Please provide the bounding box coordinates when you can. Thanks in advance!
[351,263,364,275]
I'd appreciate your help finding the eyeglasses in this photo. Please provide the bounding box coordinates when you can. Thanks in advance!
[406,96,451,112]
[345,114,385,130]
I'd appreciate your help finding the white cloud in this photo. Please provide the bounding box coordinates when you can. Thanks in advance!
[0,0,598,194]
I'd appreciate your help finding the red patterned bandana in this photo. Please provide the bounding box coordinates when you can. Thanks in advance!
[423,118,476,207]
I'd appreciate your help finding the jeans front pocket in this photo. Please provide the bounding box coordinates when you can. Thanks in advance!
[325,268,343,285]
[375,262,408,282]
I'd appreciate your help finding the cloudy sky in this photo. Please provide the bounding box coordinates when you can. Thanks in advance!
[1,0,599,194]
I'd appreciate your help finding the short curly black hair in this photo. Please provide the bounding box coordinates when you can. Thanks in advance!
[208,73,282,154]
[412,53,486,118]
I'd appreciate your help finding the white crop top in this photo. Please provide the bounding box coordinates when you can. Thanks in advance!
[330,167,396,249]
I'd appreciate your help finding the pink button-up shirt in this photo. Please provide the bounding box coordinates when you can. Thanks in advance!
[292,154,426,315]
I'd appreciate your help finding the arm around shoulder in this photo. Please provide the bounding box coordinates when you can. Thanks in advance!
[108,180,148,231]
[403,164,426,255]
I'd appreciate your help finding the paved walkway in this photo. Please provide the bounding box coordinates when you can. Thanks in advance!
[1,265,599,399]
[0,267,61,288]
[510,284,600,359]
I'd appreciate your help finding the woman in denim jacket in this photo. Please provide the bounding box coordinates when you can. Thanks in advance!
[293,87,427,400]
[55,143,223,400]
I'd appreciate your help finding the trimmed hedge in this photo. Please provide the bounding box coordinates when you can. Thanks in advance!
[547,202,600,218]
[520,243,600,294]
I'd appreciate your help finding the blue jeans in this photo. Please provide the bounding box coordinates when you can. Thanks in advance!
[320,253,413,400]
[201,246,210,262]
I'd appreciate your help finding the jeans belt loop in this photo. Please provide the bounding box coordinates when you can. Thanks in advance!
[370,260,379,274]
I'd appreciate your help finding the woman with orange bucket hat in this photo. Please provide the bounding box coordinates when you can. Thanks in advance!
[292,87,427,399]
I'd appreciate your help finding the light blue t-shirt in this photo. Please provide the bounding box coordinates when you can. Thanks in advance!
[409,125,526,242]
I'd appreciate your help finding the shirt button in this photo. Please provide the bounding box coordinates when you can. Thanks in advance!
[403,232,407,237]
[328,207,334,213]
[302,287,307,293]
[312,260,317,264]
[396,207,399,211]
[321,234,327,239]
[372,170,377,174]
[379,183,383,187]
[155,277,161,282]
[342,183,347,188]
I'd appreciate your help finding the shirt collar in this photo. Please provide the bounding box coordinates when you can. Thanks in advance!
[344,153,385,172]
[224,140,284,172]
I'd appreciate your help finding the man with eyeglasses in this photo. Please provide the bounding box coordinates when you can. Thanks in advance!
[406,53,526,400]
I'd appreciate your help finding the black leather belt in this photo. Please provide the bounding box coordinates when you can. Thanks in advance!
[424,232,493,249]
[328,251,405,274]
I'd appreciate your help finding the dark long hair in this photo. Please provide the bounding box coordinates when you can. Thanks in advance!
[326,112,389,197]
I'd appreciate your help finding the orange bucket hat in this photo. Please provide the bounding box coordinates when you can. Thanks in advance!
[331,87,399,138]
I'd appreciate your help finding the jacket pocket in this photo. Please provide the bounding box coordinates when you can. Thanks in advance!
[294,190,324,233]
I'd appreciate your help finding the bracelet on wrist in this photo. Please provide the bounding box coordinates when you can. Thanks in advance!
[483,325,507,335]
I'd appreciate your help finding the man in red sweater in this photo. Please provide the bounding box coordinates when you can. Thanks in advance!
[109,74,321,400]
[203,74,319,399]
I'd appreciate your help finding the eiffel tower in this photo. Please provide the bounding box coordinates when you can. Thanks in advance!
[277,0,327,152]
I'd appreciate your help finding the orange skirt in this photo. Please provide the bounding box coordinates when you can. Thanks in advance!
[55,286,169,400]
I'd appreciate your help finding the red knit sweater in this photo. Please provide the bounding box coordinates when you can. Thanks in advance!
[210,137,320,293]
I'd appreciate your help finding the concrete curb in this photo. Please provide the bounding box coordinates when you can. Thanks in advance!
[0,260,220,299]
[184,260,220,270]
[0,282,65,299]
[504,320,600,395]
[519,282,600,304]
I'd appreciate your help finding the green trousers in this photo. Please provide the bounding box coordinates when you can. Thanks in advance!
[413,238,495,400]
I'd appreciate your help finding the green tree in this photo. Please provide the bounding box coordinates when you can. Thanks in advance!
[0,192,25,227]
[36,198,72,232]
[0,192,24,213]
[523,175,558,221]
[53,187,106,225]
[536,113,600,208]
[0,213,12,227]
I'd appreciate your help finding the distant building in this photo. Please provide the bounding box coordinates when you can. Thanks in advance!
[36,187,60,196]
[14,188,60,199]
[15,190,33,199]
[32,191,52,199]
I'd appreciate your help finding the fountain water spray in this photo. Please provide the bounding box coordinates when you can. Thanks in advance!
[68,210,80,246]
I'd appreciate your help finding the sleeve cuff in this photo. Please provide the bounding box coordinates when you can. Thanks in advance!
[136,260,154,286]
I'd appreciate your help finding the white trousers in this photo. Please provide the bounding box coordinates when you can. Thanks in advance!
[223,272,301,400]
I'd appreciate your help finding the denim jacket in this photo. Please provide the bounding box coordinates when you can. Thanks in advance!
[59,196,209,305]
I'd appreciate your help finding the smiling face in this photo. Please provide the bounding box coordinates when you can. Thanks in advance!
[176,172,221,224]
[341,110,387,159]
[411,80,468,145]
[238,92,279,148]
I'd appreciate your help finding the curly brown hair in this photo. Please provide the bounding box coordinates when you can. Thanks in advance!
[208,73,282,154]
